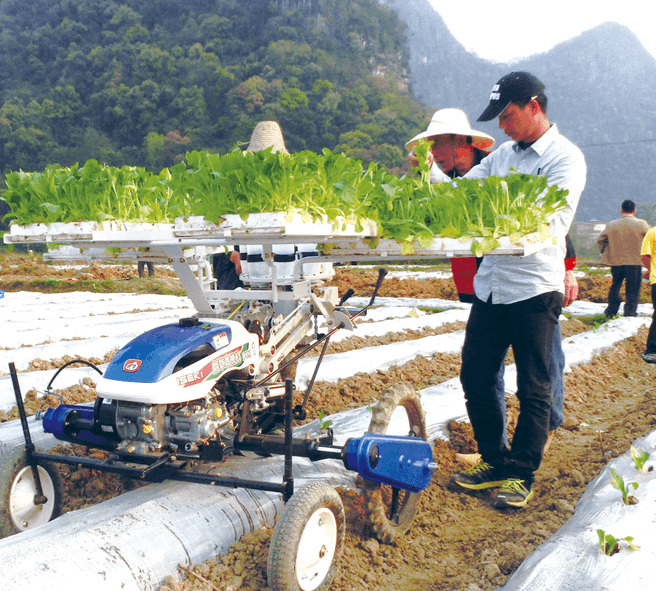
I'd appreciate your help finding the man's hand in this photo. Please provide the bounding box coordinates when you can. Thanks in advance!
[230,249,242,274]
[563,270,578,307]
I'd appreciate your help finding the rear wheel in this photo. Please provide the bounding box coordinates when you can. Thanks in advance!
[267,481,345,591]
[362,383,427,544]
[0,448,64,538]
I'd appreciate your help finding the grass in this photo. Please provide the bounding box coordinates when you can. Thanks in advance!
[340,260,450,273]
[575,313,614,329]
[0,277,185,296]
[579,266,611,277]
[576,260,610,276]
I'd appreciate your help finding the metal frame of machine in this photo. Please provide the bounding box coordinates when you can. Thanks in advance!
[2,214,536,590]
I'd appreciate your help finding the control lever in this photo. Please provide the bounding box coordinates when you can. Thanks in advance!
[351,267,387,322]
[339,288,355,305]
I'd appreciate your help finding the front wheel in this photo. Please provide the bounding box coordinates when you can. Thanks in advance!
[0,448,64,538]
[267,481,345,591]
[362,383,427,544]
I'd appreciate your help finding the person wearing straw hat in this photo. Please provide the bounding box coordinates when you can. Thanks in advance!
[406,107,573,470]
[406,108,494,181]
[438,72,586,509]
[406,109,494,301]
[213,121,289,289]
[246,120,290,154]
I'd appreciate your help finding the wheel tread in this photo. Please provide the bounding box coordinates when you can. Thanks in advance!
[267,481,345,591]
[361,383,427,544]
[0,448,64,538]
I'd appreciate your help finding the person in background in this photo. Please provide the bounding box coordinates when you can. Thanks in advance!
[212,121,290,290]
[406,109,494,304]
[137,247,155,278]
[597,200,649,317]
[431,72,586,509]
[213,247,243,290]
[640,226,656,363]
[137,261,155,278]
[406,107,576,463]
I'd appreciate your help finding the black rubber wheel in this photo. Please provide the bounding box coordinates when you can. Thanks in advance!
[267,481,345,591]
[361,383,427,544]
[0,447,64,538]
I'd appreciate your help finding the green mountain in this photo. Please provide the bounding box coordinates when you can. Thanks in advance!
[0,0,429,176]
[2,0,651,228]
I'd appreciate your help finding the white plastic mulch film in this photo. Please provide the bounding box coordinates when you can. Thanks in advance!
[1,291,655,591]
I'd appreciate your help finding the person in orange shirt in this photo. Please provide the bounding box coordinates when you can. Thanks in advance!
[406,109,494,303]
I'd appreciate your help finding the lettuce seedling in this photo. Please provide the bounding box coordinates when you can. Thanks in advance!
[630,446,652,472]
[597,529,640,556]
[319,409,333,430]
[609,467,638,505]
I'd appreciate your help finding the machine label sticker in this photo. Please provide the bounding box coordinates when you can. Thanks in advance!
[177,343,252,387]
[123,359,142,373]
[177,368,206,386]
[212,331,230,350]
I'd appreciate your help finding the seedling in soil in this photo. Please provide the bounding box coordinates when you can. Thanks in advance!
[597,529,640,556]
[630,446,652,472]
[319,409,333,430]
[609,467,639,505]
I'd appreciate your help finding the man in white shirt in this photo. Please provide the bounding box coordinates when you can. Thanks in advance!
[447,72,587,508]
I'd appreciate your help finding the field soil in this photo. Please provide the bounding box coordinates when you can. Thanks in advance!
[2,254,656,591]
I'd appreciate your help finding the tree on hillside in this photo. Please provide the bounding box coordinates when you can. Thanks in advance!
[0,0,428,174]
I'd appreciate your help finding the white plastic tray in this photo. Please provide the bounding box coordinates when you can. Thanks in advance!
[173,213,378,238]
[330,233,551,258]
[6,220,176,242]
[4,214,549,257]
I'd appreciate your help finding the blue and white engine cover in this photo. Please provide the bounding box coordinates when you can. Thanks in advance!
[96,318,260,404]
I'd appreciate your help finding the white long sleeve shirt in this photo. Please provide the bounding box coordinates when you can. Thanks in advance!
[432,124,587,304]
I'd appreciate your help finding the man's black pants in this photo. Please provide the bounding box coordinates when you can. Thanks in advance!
[645,283,656,354]
[606,265,642,317]
[460,291,563,483]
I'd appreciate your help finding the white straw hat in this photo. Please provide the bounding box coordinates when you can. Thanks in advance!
[405,108,495,152]
[246,121,290,154]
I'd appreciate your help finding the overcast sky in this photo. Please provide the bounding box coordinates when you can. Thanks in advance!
[426,0,656,63]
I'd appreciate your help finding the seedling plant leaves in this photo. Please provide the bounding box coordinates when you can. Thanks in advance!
[1,147,570,255]
[597,529,640,556]
[630,446,651,472]
[609,467,639,505]
[319,409,333,430]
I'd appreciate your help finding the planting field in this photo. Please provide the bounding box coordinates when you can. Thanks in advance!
[1,253,655,591]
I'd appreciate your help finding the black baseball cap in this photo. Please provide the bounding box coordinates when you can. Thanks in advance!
[477,71,545,121]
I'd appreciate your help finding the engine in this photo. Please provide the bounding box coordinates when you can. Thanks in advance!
[42,379,291,460]
[113,396,233,455]
[41,301,322,459]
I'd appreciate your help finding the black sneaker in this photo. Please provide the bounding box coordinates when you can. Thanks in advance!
[451,461,505,490]
[493,478,534,508]
[641,353,656,364]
